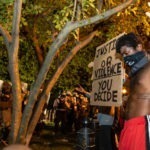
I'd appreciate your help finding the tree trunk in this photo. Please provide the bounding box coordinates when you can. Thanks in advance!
[8,54,22,144]
[25,30,98,145]
[5,0,23,144]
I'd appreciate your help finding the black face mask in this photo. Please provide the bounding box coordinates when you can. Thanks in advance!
[124,51,145,67]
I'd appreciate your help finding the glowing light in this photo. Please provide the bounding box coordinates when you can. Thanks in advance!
[122,88,127,94]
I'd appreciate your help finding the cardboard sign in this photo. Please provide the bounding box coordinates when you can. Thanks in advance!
[90,33,125,106]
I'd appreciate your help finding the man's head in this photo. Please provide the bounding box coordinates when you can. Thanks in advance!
[116,32,148,76]
[116,32,139,57]
[60,92,66,101]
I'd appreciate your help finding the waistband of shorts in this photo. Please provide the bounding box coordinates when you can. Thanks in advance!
[124,115,150,126]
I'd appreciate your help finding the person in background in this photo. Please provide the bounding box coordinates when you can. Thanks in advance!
[21,82,28,113]
[65,91,76,132]
[116,32,150,150]
[0,81,12,142]
[54,92,70,134]
[74,84,91,99]
[73,93,83,131]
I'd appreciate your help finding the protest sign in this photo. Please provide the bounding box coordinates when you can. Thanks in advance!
[90,33,125,106]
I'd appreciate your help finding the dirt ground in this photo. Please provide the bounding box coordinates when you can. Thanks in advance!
[30,126,76,150]
[0,121,98,150]
[0,124,77,150]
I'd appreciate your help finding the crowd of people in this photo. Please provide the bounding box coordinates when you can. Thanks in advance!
[47,85,92,134]
[44,85,122,149]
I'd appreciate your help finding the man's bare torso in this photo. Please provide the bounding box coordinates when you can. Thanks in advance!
[125,62,150,119]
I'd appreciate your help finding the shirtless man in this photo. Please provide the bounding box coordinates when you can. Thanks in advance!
[116,33,150,150]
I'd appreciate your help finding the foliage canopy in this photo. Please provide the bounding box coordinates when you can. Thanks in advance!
[0,0,149,94]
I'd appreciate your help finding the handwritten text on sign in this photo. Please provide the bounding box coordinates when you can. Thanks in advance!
[91,34,124,106]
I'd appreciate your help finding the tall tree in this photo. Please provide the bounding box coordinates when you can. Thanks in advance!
[0,0,22,143]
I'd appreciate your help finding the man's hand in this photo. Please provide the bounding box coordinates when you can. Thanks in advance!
[74,85,86,94]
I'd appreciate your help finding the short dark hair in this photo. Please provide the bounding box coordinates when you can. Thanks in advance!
[116,32,138,53]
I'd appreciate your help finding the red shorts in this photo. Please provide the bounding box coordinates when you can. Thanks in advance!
[119,116,150,150]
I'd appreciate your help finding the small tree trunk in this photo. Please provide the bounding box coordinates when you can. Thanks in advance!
[7,0,23,144]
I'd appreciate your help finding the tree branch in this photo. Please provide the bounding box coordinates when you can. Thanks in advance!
[11,0,22,53]
[0,24,12,49]
[97,0,103,13]
[72,0,78,21]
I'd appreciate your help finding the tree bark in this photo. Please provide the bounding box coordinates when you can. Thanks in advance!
[32,35,44,66]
